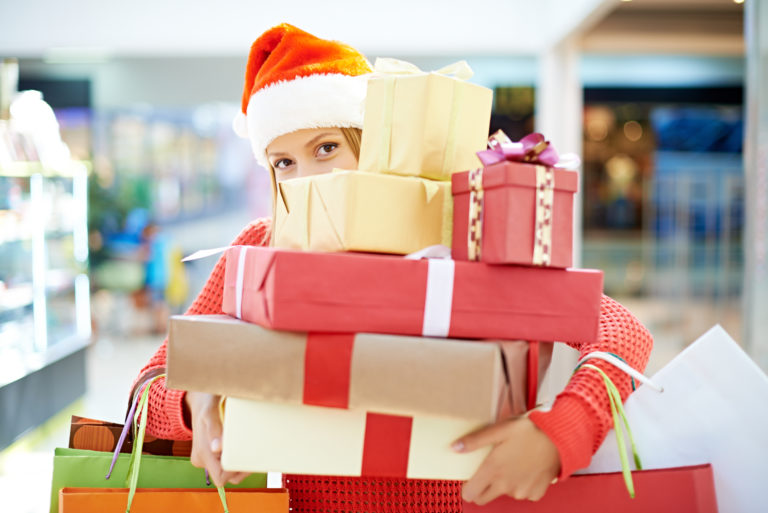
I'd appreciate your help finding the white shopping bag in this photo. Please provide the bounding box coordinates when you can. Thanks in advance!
[583,325,768,513]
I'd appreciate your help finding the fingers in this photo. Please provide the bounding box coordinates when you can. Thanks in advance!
[461,451,499,503]
[460,416,559,505]
[464,475,550,505]
[186,392,233,487]
[205,456,229,487]
[453,419,513,453]
[473,481,507,506]
[463,478,493,504]
[227,472,250,485]
[185,393,250,488]
[210,435,223,454]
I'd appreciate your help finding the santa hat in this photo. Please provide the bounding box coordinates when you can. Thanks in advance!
[233,23,372,167]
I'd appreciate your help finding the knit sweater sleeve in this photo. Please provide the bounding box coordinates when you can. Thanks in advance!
[130,217,272,440]
[527,294,653,479]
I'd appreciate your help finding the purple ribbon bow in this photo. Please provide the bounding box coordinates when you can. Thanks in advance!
[476,131,574,168]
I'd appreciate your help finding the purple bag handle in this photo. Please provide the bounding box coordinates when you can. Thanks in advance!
[106,370,213,485]
[106,376,151,479]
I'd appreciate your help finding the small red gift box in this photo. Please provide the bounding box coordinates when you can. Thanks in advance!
[463,464,718,513]
[222,246,603,344]
[452,161,578,267]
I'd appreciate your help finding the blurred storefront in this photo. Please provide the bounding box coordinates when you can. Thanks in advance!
[582,86,744,355]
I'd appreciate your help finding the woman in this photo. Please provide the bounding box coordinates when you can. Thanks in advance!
[132,22,653,509]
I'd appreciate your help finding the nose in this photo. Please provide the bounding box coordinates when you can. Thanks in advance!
[296,160,335,179]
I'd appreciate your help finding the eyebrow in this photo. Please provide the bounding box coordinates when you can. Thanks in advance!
[304,132,338,149]
[267,132,340,159]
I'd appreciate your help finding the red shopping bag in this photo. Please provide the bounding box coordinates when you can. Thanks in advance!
[463,464,718,513]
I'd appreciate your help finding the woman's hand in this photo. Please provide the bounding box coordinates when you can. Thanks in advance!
[453,415,561,505]
[185,391,250,487]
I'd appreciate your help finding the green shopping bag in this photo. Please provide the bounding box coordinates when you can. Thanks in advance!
[50,374,267,513]
[50,448,267,513]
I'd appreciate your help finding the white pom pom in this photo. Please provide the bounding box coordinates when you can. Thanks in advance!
[232,112,249,138]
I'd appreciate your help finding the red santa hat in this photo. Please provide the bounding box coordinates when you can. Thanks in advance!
[233,23,372,167]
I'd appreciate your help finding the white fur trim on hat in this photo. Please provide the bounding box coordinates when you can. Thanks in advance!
[237,73,369,168]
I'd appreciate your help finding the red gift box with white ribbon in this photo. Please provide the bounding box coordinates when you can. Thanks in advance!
[221,246,602,344]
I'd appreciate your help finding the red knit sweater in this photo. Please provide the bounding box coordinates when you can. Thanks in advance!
[133,217,652,507]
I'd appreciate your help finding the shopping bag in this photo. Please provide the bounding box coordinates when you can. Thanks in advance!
[463,464,718,513]
[51,449,267,513]
[50,374,267,513]
[59,487,288,513]
[69,415,192,457]
[584,325,768,513]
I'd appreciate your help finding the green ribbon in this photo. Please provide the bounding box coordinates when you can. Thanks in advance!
[575,363,642,498]
[126,374,230,513]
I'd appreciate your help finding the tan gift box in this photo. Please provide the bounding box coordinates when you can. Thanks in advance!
[358,59,493,181]
[220,398,489,480]
[166,314,505,422]
[271,169,452,255]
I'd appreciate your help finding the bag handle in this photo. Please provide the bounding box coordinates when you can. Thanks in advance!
[126,366,167,423]
[526,341,539,411]
[575,363,642,498]
[575,352,663,393]
[108,373,231,513]
[573,352,662,498]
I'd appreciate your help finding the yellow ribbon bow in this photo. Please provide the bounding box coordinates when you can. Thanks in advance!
[373,57,474,80]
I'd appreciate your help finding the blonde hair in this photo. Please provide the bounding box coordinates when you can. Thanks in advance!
[340,127,362,159]
[266,127,363,203]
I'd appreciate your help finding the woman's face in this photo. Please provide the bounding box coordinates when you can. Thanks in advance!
[266,127,358,181]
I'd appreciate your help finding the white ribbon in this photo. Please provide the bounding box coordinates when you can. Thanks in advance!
[181,245,249,319]
[404,244,452,260]
[405,245,455,337]
[421,258,455,338]
[554,152,582,170]
[234,246,249,320]
[577,351,664,393]
[181,246,231,262]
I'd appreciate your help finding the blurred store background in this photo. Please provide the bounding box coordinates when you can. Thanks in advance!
[2,0,767,511]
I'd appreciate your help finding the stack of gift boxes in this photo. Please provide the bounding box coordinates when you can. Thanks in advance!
[166,60,603,481]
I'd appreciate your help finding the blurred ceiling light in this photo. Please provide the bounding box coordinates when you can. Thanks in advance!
[734,0,745,4]
[623,120,643,142]
[43,47,112,64]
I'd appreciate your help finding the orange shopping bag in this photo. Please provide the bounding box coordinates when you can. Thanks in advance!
[58,487,288,513]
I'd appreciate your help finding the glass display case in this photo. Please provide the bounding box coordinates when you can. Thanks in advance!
[0,107,91,449]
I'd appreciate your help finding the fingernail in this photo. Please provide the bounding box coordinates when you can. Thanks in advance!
[210,438,222,452]
[452,441,465,452]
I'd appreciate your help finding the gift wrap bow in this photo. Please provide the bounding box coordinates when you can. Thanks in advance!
[467,131,580,263]
[372,57,474,80]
